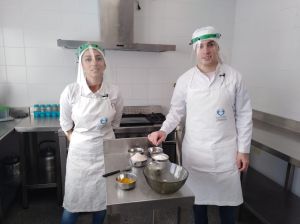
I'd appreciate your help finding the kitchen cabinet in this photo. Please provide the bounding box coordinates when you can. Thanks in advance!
[0,119,23,221]
[14,117,62,208]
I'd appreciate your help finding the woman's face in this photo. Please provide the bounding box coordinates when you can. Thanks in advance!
[81,48,106,80]
[196,39,219,67]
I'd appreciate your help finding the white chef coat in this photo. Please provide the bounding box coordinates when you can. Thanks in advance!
[60,81,123,212]
[60,82,123,133]
[160,63,252,205]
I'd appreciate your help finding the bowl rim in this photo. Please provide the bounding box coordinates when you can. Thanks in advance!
[128,147,145,154]
[148,146,163,154]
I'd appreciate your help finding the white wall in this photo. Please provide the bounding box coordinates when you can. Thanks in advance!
[0,0,236,114]
[232,0,300,196]
[231,0,300,122]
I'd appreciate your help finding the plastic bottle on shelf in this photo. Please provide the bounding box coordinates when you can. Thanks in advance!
[39,104,46,118]
[56,104,60,118]
[45,104,52,118]
[33,104,41,118]
[51,104,58,118]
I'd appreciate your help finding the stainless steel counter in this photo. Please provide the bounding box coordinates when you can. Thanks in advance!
[252,119,300,163]
[14,117,60,133]
[0,119,23,141]
[242,118,300,224]
[103,137,194,224]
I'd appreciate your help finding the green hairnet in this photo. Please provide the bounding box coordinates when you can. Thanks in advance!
[76,43,105,59]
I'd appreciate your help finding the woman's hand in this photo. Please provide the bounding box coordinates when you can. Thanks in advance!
[148,131,167,146]
[65,130,73,142]
[236,152,249,172]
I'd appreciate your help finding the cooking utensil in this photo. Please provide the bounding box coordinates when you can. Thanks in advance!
[116,172,137,190]
[143,161,188,194]
[148,146,163,155]
[103,166,131,177]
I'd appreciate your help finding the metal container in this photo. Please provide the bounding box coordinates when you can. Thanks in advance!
[130,152,148,167]
[143,161,188,194]
[39,141,56,183]
[151,153,169,162]
[116,172,137,190]
[1,156,20,180]
[148,146,163,155]
[128,147,145,157]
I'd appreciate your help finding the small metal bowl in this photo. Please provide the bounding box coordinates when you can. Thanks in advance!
[116,172,137,190]
[151,153,169,162]
[130,152,148,167]
[128,147,145,156]
[148,147,163,155]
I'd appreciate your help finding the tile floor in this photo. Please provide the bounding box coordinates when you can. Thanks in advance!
[2,188,262,224]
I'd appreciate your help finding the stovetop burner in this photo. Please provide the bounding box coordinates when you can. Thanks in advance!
[120,113,165,127]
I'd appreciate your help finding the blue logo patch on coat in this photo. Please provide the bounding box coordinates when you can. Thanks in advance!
[100,117,108,125]
[216,108,226,120]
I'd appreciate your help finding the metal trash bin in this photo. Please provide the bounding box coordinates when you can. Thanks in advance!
[1,156,20,182]
[39,140,56,183]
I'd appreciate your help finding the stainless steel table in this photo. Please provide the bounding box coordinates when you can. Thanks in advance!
[103,137,195,224]
[241,119,300,224]
[14,117,62,208]
[0,118,23,141]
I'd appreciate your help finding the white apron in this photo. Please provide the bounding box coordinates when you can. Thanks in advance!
[182,71,243,206]
[63,87,116,212]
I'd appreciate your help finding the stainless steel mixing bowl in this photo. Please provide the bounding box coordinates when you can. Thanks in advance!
[116,172,137,190]
[143,161,189,194]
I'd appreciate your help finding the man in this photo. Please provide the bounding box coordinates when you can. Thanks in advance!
[148,26,252,224]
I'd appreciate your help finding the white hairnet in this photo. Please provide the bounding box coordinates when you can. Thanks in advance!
[190,26,221,51]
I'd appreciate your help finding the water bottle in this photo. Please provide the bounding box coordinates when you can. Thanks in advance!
[45,104,52,118]
[51,104,58,118]
[54,104,60,118]
[40,105,46,118]
[33,104,41,118]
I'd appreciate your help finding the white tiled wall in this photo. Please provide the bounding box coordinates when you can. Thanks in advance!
[0,0,236,111]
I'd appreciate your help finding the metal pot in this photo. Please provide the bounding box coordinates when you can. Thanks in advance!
[39,140,56,183]
[1,156,20,180]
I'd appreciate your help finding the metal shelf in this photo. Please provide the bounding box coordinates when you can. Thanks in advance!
[243,167,300,224]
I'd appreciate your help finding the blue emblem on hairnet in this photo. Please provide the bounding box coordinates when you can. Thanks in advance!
[216,108,226,120]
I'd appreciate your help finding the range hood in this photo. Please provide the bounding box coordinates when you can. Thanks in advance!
[57,0,176,52]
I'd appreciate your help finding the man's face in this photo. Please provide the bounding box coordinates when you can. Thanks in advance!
[196,39,219,67]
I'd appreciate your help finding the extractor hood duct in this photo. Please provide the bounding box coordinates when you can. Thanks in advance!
[57,0,176,52]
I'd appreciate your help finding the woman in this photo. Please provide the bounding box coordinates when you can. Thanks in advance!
[59,43,123,224]
[148,26,252,224]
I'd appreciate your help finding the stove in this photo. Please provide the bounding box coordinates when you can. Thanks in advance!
[114,106,177,164]
[120,113,165,127]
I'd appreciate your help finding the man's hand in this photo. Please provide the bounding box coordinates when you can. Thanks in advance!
[148,131,167,146]
[236,152,249,172]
